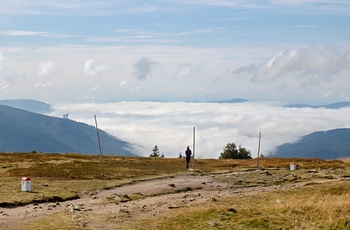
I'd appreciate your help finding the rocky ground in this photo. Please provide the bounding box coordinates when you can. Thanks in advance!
[0,168,348,229]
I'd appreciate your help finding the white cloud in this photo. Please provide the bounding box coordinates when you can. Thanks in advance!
[0,31,49,36]
[0,1,163,16]
[38,60,56,76]
[171,0,350,12]
[1,44,349,104]
[83,59,111,76]
[2,0,348,17]
[132,57,157,81]
[173,64,201,78]
[0,52,5,72]
[233,47,350,82]
[0,52,24,89]
[50,101,350,158]
[294,25,318,28]
[34,81,54,88]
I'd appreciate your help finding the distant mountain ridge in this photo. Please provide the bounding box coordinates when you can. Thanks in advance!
[0,99,53,114]
[0,105,138,156]
[208,98,249,103]
[272,128,350,159]
[283,102,350,109]
[187,98,249,103]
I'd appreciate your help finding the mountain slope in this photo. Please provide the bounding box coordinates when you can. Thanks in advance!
[272,128,350,159]
[0,99,53,114]
[0,105,138,156]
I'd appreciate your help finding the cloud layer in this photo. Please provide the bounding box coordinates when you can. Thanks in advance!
[50,101,350,158]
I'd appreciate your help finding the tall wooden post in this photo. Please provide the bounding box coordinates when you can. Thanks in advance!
[94,115,104,177]
[256,132,261,168]
[192,126,195,169]
[312,130,315,164]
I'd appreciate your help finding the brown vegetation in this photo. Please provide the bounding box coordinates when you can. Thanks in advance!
[0,152,350,229]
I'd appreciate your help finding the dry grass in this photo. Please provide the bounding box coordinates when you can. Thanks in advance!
[1,152,350,229]
[341,158,350,164]
[5,212,76,230]
[127,180,350,230]
[1,153,349,206]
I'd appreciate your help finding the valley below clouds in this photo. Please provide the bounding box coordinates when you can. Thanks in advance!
[50,101,350,159]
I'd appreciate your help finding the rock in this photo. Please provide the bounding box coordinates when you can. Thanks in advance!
[276,199,282,204]
[211,197,217,202]
[75,219,88,228]
[1,211,9,216]
[168,204,179,209]
[114,195,132,202]
[119,207,129,213]
[227,208,237,213]
[48,204,56,210]
[208,221,219,227]
[69,204,84,212]
[168,183,176,188]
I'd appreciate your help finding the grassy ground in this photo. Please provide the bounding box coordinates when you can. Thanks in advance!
[0,152,348,206]
[129,179,350,230]
[1,152,350,229]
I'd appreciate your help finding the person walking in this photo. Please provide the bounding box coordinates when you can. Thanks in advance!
[185,146,192,169]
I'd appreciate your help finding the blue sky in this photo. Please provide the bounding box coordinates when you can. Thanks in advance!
[0,1,350,103]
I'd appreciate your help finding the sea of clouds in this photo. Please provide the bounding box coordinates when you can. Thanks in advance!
[50,101,350,159]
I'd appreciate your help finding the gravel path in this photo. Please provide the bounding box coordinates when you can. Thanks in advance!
[0,170,346,229]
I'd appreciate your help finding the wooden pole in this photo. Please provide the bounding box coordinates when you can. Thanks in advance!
[312,130,315,164]
[256,131,261,168]
[192,126,195,169]
[94,115,104,177]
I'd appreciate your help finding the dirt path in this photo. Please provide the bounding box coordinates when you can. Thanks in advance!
[0,170,346,229]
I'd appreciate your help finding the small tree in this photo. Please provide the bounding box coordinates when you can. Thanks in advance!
[219,143,239,159]
[150,145,160,157]
[219,142,252,159]
[238,145,252,159]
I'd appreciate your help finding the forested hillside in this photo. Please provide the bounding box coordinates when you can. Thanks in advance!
[273,128,350,159]
[0,105,137,156]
